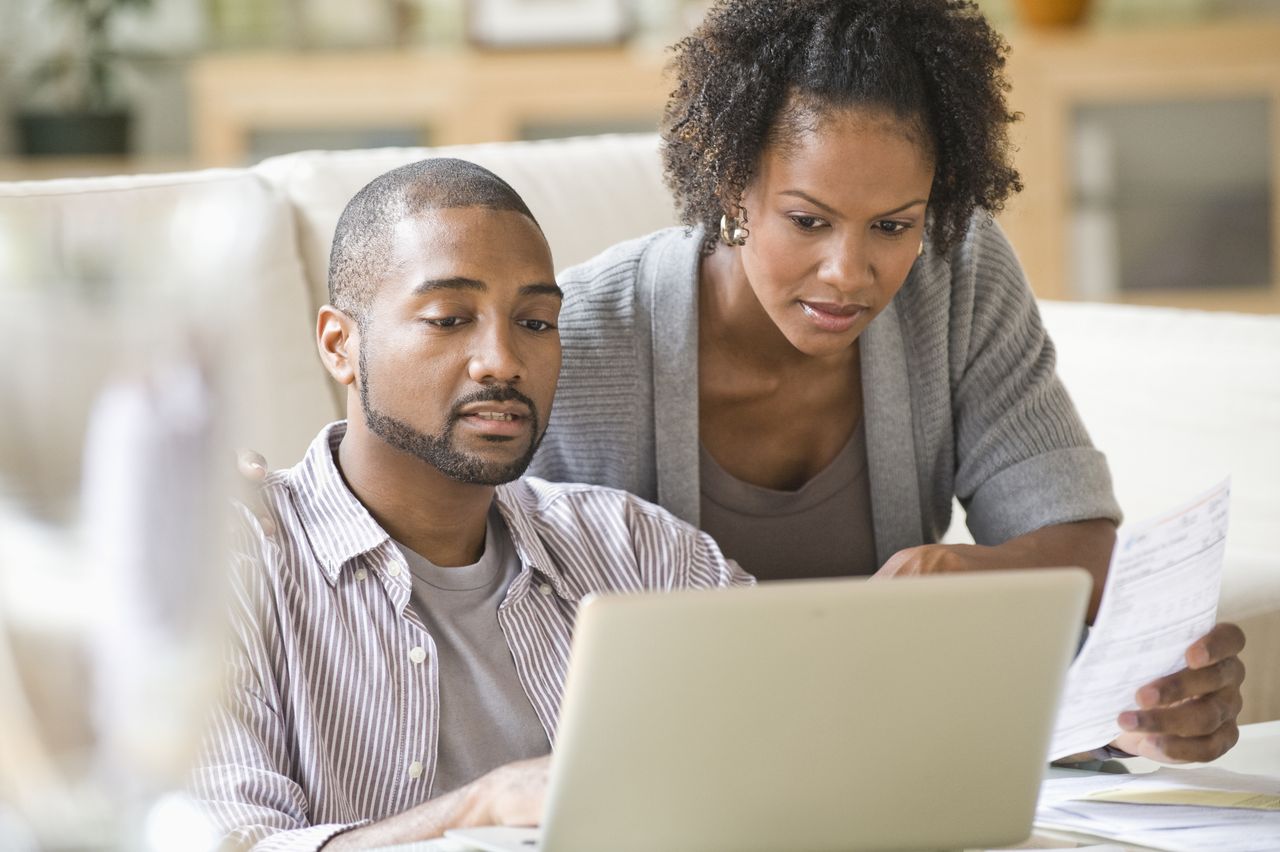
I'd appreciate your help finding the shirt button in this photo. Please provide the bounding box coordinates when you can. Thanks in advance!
[409,646,427,664]
[354,569,368,581]
[408,760,423,779]
[538,583,553,596]
[387,564,402,578]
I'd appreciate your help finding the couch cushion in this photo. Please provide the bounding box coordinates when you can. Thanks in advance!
[0,170,337,515]
[1040,300,1280,622]
[255,133,677,322]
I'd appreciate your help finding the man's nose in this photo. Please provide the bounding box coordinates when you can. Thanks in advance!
[468,321,525,385]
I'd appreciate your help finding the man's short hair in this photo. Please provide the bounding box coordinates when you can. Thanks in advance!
[327,157,540,322]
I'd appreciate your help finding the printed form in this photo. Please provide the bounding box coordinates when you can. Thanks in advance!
[1049,479,1231,761]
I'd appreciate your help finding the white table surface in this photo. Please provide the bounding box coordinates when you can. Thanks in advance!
[372,721,1280,852]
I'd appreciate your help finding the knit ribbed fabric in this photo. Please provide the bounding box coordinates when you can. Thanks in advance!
[530,217,1121,566]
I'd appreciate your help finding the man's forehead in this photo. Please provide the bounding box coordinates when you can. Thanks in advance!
[381,207,553,292]
[390,206,542,247]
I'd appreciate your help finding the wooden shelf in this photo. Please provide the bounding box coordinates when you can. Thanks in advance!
[998,21,1280,313]
[187,47,671,167]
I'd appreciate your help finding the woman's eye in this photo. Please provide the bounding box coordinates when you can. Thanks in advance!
[875,220,911,235]
[790,215,825,231]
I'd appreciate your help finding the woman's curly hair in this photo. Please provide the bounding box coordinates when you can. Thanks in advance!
[661,0,1022,255]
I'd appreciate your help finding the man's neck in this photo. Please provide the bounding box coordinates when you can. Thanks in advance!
[336,422,495,568]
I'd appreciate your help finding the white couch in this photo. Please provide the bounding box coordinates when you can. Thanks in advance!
[1,134,1277,725]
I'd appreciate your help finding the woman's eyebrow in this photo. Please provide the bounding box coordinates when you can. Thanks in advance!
[779,189,928,219]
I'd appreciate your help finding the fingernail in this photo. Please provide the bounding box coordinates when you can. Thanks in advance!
[1118,711,1139,731]
[1137,685,1160,708]
[1189,647,1209,667]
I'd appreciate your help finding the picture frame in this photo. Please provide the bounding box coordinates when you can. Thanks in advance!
[467,0,632,49]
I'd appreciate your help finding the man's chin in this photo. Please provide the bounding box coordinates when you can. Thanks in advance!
[449,446,537,486]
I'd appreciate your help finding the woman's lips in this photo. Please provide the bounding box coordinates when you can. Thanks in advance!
[799,300,868,333]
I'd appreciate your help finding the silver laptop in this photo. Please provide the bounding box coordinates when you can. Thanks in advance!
[448,569,1090,852]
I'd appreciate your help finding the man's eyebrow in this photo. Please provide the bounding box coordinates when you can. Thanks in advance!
[521,283,564,300]
[412,277,485,296]
[779,190,928,218]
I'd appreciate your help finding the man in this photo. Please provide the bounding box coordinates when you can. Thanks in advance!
[194,158,751,850]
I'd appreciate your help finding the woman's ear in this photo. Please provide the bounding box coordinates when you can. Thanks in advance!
[317,305,358,386]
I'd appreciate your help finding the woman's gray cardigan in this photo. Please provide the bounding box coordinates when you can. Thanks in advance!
[529,221,1121,567]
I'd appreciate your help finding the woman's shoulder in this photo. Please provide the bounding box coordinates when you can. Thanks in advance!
[556,225,699,291]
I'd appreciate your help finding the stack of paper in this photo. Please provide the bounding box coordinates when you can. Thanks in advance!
[1037,766,1280,851]
[1050,480,1231,761]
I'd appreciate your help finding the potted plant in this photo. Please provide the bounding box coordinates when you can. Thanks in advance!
[14,0,154,156]
[1012,0,1091,28]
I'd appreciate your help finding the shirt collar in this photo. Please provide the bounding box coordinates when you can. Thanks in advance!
[287,421,391,585]
[288,422,581,602]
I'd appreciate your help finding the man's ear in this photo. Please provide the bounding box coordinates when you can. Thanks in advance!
[317,305,359,386]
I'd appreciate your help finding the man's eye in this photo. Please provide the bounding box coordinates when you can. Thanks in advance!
[520,319,556,332]
[426,317,463,328]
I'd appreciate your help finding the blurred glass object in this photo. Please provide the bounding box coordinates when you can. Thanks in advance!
[1070,98,1271,296]
[0,179,257,850]
[204,0,302,48]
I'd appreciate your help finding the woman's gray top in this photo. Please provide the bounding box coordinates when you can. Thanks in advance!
[699,421,877,580]
[530,219,1121,568]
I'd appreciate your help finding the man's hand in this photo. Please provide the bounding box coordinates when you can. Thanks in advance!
[1110,623,1246,763]
[323,755,550,849]
[236,447,276,535]
[457,755,550,828]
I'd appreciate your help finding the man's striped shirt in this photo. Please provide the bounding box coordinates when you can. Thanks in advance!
[192,422,751,851]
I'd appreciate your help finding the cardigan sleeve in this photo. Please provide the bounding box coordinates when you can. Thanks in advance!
[947,221,1123,545]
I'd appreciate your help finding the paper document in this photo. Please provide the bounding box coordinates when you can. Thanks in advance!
[1037,766,1280,851]
[1049,480,1230,761]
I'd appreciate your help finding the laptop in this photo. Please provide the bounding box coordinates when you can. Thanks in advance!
[447,569,1090,852]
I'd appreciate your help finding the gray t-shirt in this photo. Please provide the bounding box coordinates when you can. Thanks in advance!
[394,506,551,796]
[699,420,877,580]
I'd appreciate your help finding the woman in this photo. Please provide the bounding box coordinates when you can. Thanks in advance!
[535,0,1119,592]
[526,0,1244,763]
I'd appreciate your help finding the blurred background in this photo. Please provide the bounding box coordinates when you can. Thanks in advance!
[0,0,1277,311]
[0,1,1278,849]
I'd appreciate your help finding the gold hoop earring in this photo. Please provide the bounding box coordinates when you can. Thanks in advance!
[719,209,749,246]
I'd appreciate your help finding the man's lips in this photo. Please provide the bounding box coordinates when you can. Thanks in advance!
[457,401,530,419]
[799,300,869,332]
[456,402,532,437]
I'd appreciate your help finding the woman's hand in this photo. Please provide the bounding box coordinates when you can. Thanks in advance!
[874,519,1116,621]
[1110,623,1246,763]
[236,448,275,535]
[873,542,987,578]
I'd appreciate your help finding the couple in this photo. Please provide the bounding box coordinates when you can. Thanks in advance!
[196,1,1245,849]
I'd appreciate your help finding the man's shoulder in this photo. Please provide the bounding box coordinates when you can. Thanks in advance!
[503,476,681,519]
[498,478,751,593]
[499,477,702,545]
[226,468,309,569]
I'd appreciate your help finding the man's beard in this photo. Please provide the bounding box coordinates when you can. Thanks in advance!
[358,347,543,486]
